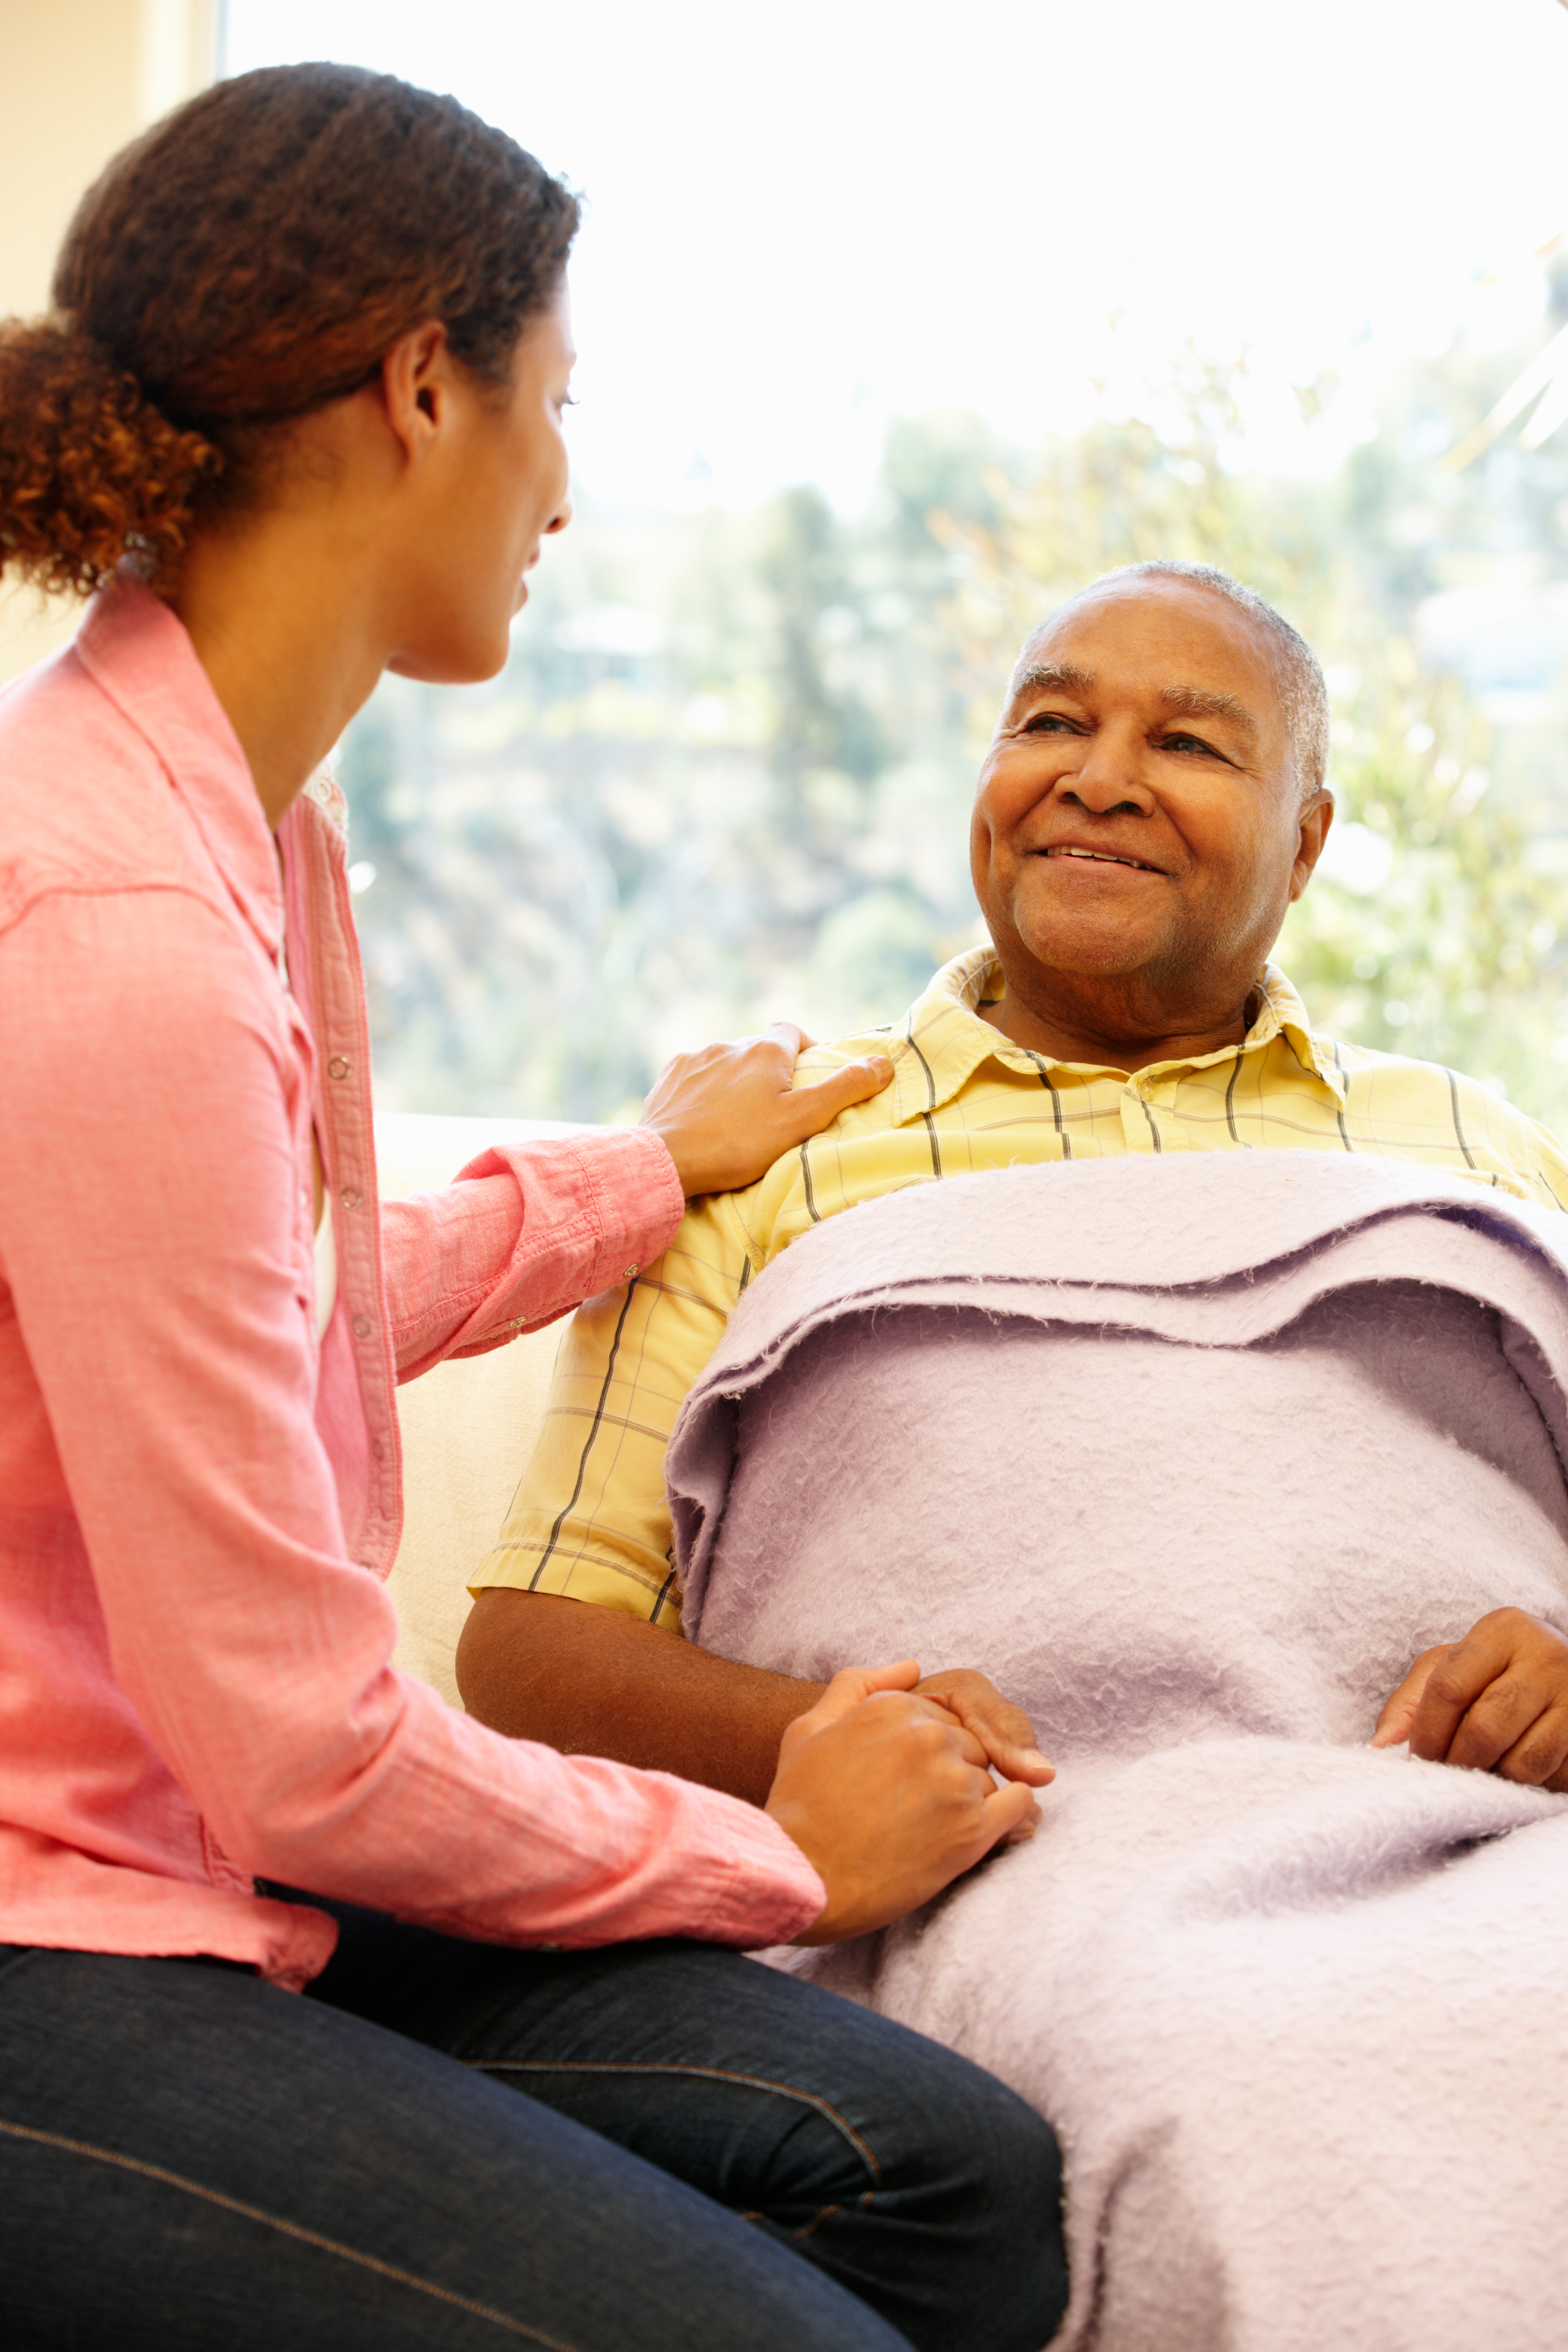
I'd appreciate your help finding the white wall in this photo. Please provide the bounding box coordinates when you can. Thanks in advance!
[0,0,217,684]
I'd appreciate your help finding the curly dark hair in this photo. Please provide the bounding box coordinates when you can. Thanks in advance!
[0,64,579,595]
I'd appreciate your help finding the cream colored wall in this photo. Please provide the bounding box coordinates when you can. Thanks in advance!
[0,0,217,684]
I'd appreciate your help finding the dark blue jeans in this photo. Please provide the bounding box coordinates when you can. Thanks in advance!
[0,1899,1067,2351]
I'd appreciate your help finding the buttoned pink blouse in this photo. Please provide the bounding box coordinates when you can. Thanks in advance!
[0,577,824,1988]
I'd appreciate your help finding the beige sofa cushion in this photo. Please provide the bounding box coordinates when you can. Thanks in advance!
[378,1114,581,1706]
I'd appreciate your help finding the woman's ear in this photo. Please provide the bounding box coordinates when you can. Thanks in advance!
[379,321,453,463]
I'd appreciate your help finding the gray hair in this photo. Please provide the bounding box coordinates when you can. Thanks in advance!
[1021,559,1330,798]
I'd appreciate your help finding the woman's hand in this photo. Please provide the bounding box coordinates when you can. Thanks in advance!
[765,1662,1041,1945]
[640,1023,893,1198]
[1371,1607,1568,1789]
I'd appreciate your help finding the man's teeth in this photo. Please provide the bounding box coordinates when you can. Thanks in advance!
[1048,846,1153,871]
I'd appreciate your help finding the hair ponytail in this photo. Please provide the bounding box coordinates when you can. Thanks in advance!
[0,318,219,593]
[0,64,578,596]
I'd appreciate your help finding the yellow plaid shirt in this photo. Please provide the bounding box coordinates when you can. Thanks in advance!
[475,948,1568,1631]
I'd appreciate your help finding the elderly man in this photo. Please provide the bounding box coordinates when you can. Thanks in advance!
[456,558,1568,1794]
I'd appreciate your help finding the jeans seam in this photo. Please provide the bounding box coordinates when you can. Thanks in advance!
[793,2201,840,2241]
[733,2187,873,2241]
[468,2060,885,2188]
[0,2114,582,2348]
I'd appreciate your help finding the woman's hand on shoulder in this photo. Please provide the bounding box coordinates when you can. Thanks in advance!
[640,1021,892,1199]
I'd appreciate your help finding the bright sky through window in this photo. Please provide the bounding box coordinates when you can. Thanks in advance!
[224,0,1568,509]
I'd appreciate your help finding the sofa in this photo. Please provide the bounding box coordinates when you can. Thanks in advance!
[378,1113,573,1708]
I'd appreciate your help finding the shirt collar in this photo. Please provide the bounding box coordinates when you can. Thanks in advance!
[883,945,1344,1123]
[72,569,284,959]
[1238,963,1344,1091]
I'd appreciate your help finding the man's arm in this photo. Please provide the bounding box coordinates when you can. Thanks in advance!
[458,1590,824,1805]
[458,1591,1054,1807]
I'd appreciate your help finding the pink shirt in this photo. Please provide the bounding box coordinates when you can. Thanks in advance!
[0,577,825,1988]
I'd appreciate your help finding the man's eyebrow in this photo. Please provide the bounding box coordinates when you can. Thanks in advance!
[1008,665,1261,743]
[1157,685,1258,739]
[1009,661,1096,699]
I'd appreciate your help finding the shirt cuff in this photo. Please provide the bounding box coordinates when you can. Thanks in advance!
[567,1125,685,1295]
[671,1785,828,1949]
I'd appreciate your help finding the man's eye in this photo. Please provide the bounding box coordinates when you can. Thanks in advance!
[1023,711,1077,734]
[1161,731,1220,758]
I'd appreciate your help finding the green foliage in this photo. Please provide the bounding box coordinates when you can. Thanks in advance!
[340,330,1568,1132]
[1281,665,1563,1098]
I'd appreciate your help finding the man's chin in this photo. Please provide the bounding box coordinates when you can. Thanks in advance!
[1007,914,1174,980]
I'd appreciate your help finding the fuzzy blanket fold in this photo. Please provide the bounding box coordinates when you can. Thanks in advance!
[665,1152,1568,2352]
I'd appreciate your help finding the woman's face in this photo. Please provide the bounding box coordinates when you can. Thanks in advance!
[386,289,576,685]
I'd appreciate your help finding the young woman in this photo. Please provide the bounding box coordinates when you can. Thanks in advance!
[0,63,1067,2352]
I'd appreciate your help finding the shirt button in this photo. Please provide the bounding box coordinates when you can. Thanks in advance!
[328,1056,351,1081]
[352,1314,372,1338]
[340,1188,361,1210]
[624,1264,639,1279]
[371,1438,384,1460]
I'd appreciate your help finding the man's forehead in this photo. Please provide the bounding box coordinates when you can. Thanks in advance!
[1008,585,1284,732]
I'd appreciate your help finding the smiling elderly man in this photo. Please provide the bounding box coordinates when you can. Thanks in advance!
[456,559,1568,1795]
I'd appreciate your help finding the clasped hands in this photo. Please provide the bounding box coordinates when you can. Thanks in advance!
[765,1662,1055,1946]
[1373,1605,1568,1791]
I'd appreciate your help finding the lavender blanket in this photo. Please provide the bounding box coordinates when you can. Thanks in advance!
[666,1153,1568,2352]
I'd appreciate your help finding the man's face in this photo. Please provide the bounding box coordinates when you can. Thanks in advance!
[970,578,1331,1031]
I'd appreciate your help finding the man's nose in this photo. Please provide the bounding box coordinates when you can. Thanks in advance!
[545,498,573,537]
[1056,730,1155,817]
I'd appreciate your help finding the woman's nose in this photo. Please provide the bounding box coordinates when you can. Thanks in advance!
[545,499,573,537]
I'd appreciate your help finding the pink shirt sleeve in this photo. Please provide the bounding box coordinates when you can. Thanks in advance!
[382,1130,684,1380]
[0,885,824,1952]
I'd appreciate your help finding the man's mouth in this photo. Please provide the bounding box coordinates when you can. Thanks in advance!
[1042,845,1162,874]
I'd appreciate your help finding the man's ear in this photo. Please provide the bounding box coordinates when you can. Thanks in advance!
[378,320,453,464]
[1289,789,1334,902]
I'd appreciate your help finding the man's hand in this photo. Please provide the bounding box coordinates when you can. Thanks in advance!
[640,1023,892,1198]
[1372,1607,1568,1790]
[766,1661,1041,1945]
[913,1668,1056,1788]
